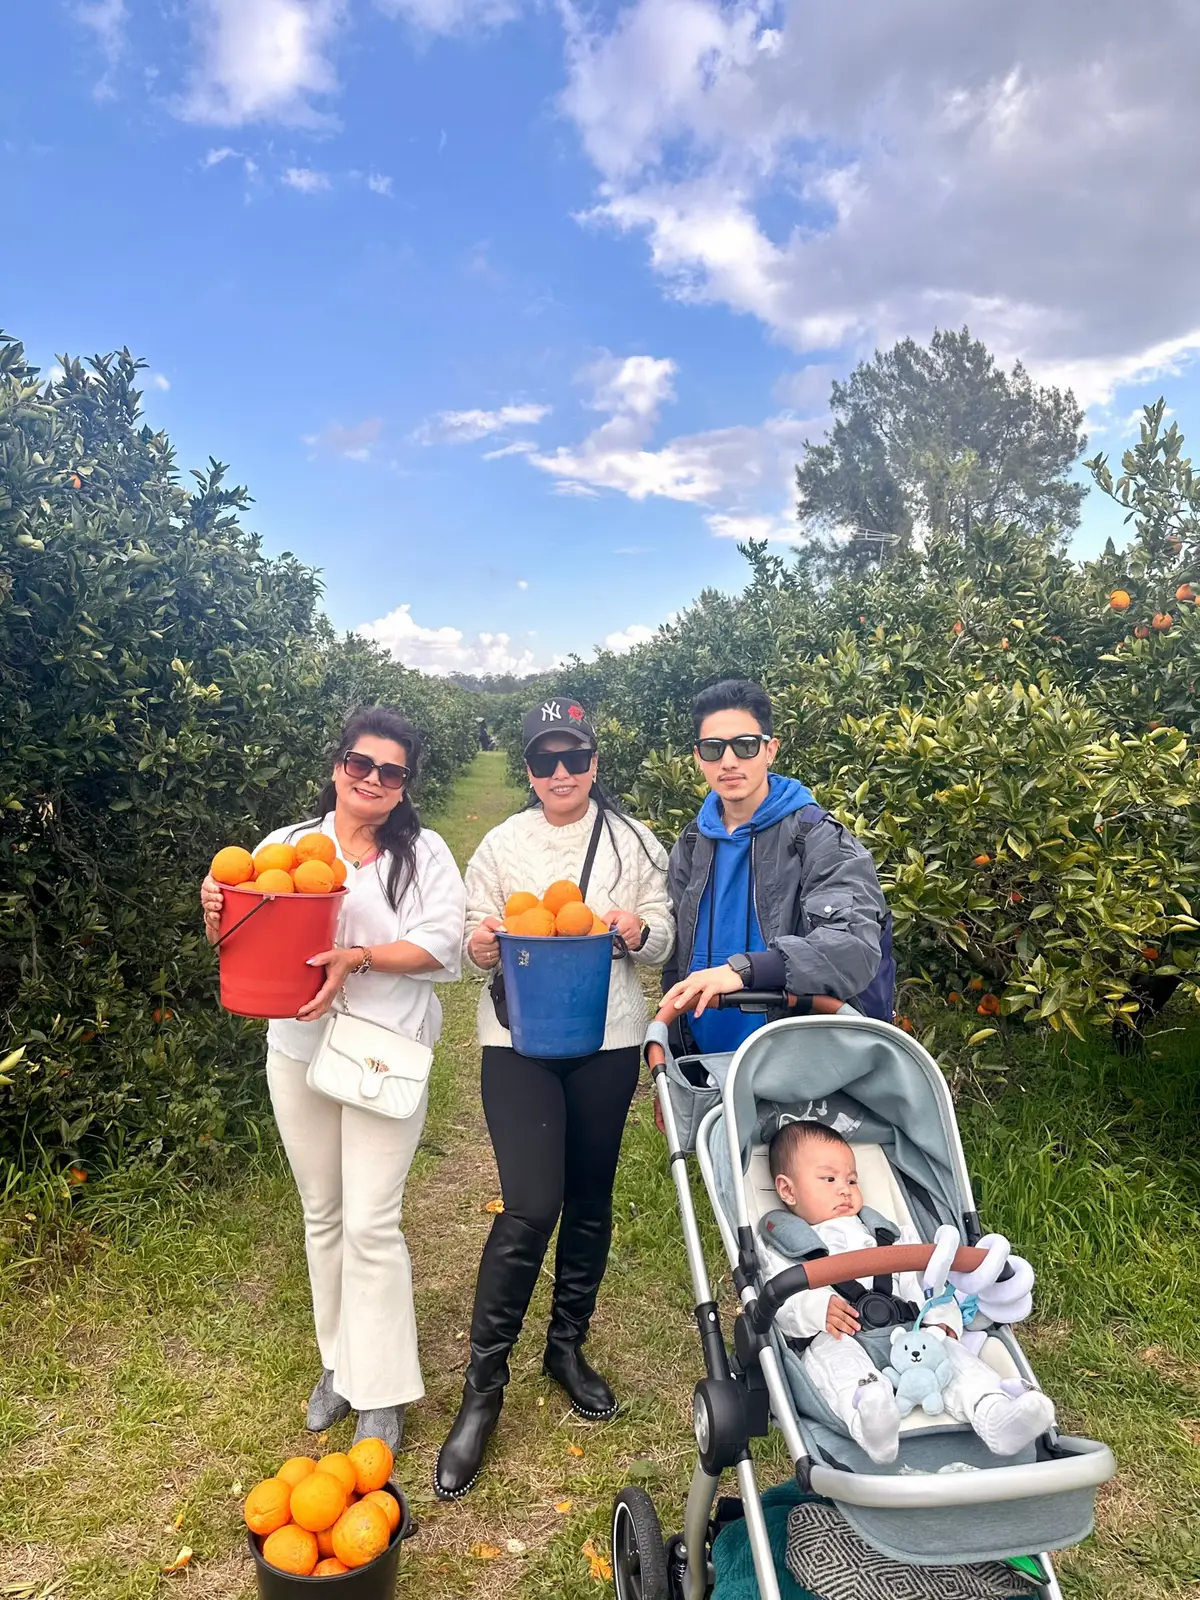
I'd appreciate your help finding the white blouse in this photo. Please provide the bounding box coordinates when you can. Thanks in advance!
[256,811,466,1064]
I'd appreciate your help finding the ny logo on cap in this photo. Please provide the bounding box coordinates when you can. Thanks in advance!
[540,701,562,722]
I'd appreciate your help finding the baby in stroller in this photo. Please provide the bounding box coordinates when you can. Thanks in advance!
[761,1118,1055,1466]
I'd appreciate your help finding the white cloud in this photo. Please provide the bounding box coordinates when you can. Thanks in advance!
[516,578,529,589]
[375,0,522,37]
[302,418,383,461]
[366,172,394,196]
[202,145,238,167]
[562,0,1200,407]
[602,622,656,653]
[481,439,539,460]
[706,511,797,542]
[414,403,550,445]
[283,165,331,192]
[180,0,344,128]
[149,373,171,391]
[78,0,128,95]
[357,604,537,676]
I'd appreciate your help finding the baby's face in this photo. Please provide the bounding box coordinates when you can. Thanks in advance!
[775,1141,863,1225]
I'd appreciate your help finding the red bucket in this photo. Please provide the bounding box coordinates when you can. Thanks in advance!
[217,883,348,1019]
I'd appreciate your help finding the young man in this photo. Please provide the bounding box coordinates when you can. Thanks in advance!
[662,679,893,1052]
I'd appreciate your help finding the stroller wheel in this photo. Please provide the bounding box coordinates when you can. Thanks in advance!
[612,1486,669,1600]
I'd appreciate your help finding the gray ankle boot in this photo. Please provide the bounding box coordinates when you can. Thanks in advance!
[307,1369,351,1432]
[353,1406,405,1455]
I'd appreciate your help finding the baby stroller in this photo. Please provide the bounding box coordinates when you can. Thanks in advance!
[610,993,1115,1600]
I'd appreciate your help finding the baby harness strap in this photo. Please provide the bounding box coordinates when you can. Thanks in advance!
[759,1207,918,1337]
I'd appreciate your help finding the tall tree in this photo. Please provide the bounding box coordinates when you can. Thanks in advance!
[795,327,1087,568]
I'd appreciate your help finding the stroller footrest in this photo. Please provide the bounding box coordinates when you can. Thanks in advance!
[808,1435,1115,1509]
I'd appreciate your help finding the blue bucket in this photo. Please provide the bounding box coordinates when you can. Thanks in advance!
[497,931,614,1059]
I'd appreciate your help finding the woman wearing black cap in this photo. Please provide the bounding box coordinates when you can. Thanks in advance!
[434,698,674,1499]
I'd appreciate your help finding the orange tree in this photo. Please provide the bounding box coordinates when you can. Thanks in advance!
[0,332,476,1173]
[532,406,1198,1069]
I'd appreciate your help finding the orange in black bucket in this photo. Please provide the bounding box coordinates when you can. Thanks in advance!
[248,1486,413,1598]
[216,882,346,1019]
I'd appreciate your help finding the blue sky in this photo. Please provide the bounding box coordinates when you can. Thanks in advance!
[5,0,1200,674]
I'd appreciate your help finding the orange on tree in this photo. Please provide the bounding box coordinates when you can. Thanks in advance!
[294,859,336,894]
[315,1453,357,1497]
[504,890,541,919]
[244,1478,292,1537]
[329,857,347,888]
[542,879,583,916]
[1176,583,1195,603]
[972,853,991,866]
[1109,589,1131,611]
[262,1524,319,1577]
[314,1558,350,1576]
[508,906,556,937]
[255,867,295,895]
[210,845,255,886]
[347,1436,394,1495]
[255,841,298,876]
[555,901,595,937]
[290,1468,348,1532]
[966,975,984,991]
[1134,624,1151,638]
[1152,612,1174,631]
[278,1456,317,1489]
[332,1499,391,1569]
[296,831,337,866]
[363,1489,401,1535]
[977,994,1001,1016]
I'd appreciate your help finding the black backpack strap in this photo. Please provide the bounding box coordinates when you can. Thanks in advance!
[578,804,606,900]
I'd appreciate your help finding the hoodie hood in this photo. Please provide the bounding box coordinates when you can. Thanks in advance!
[696,773,816,840]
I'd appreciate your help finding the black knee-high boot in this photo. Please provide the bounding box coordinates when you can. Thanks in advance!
[434,1212,549,1499]
[543,1200,618,1419]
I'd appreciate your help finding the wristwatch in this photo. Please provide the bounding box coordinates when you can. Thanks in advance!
[635,919,651,951]
[726,953,753,986]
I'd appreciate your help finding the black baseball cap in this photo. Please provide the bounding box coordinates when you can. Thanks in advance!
[521,697,597,756]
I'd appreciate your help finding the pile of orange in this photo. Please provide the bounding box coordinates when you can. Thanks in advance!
[210,832,347,897]
[243,1437,401,1577]
[503,880,610,938]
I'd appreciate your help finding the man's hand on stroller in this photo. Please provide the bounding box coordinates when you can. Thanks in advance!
[663,963,744,1018]
[825,1294,861,1340]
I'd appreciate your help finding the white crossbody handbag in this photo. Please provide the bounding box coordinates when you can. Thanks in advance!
[307,996,434,1121]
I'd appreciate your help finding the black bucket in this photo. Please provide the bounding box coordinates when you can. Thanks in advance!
[249,1487,414,1598]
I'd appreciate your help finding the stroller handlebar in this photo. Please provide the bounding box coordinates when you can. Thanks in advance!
[644,992,847,1071]
[748,1244,991,1336]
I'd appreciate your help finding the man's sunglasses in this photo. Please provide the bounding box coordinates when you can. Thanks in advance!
[695,734,771,762]
[341,750,411,789]
[527,746,596,779]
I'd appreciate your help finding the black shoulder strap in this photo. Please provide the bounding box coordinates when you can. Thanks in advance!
[579,804,607,899]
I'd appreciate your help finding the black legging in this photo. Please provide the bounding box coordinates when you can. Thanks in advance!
[481,1045,642,1234]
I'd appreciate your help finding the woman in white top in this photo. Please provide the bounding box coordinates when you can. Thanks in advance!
[434,697,674,1499]
[200,706,466,1454]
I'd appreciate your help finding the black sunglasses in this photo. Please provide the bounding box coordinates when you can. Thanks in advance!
[695,733,771,762]
[341,750,411,789]
[527,746,596,779]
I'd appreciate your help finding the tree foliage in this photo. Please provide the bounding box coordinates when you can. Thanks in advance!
[795,328,1087,569]
[0,332,477,1171]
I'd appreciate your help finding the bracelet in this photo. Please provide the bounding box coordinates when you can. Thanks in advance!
[350,945,373,975]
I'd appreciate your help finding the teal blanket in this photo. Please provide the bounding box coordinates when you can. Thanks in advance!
[710,1482,816,1600]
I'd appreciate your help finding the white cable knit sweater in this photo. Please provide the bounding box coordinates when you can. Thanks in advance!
[464,801,675,1051]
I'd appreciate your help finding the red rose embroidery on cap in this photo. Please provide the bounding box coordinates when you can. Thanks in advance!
[568,704,585,721]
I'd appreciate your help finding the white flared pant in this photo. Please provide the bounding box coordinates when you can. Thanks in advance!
[266,1049,427,1410]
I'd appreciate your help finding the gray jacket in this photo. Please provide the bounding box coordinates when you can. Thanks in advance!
[663,806,889,1008]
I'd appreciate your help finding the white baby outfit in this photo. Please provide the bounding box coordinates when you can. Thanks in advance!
[761,1212,1055,1464]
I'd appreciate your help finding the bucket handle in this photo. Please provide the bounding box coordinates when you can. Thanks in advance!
[213,894,273,949]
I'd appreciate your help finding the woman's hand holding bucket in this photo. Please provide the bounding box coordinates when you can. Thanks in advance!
[469,916,505,969]
[200,874,223,942]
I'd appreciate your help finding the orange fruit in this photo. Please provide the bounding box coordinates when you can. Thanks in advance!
[363,1489,401,1535]
[255,842,298,876]
[314,1558,350,1575]
[290,1469,348,1532]
[293,859,335,895]
[347,1437,394,1495]
[1109,589,1131,611]
[1152,612,1173,631]
[278,1456,317,1489]
[315,1453,357,1496]
[504,891,541,919]
[1134,624,1151,638]
[332,1500,391,1569]
[316,1527,337,1559]
[591,915,611,935]
[211,845,255,886]
[542,879,583,916]
[244,1478,293,1537]
[262,1524,318,1576]
[977,994,1001,1017]
[509,906,556,937]
[555,901,595,937]
[330,857,347,888]
[1175,583,1195,603]
[255,867,295,895]
[296,832,337,866]
[972,853,991,867]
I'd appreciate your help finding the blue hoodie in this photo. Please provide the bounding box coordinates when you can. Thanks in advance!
[686,774,816,1054]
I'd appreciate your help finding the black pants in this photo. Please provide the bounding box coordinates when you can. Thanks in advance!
[480,1045,641,1234]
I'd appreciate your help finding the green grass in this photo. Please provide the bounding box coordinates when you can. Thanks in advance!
[0,749,1197,1597]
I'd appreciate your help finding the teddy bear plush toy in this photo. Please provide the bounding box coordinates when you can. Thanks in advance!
[882,1324,953,1417]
